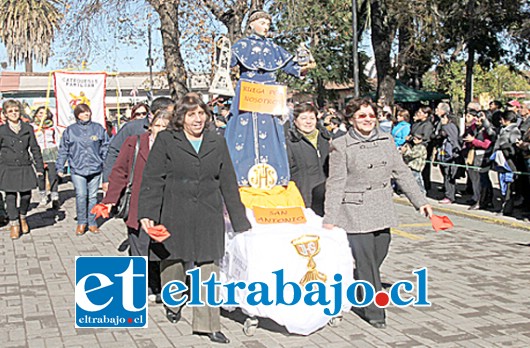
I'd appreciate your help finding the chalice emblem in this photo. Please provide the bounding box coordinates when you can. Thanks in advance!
[291,235,327,286]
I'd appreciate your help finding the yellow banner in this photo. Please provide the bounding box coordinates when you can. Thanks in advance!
[253,206,307,224]
[239,81,287,115]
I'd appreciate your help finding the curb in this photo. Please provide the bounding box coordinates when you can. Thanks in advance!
[393,197,530,232]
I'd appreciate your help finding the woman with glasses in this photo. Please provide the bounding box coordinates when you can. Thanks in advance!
[130,103,150,120]
[323,98,432,329]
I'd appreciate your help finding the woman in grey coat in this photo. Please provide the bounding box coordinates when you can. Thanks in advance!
[323,98,432,329]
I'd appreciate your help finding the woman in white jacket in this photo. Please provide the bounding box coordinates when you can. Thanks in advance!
[32,107,60,208]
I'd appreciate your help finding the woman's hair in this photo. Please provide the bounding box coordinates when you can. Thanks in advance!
[170,93,212,131]
[344,98,377,121]
[2,99,20,112]
[397,109,410,123]
[33,106,53,120]
[150,109,173,128]
[293,103,318,120]
[501,111,518,123]
[418,106,432,117]
[73,104,91,119]
[131,103,150,120]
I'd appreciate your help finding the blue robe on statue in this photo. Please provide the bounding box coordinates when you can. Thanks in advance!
[225,34,302,187]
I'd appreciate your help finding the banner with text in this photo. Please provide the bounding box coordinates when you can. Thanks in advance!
[239,81,287,115]
[54,71,107,132]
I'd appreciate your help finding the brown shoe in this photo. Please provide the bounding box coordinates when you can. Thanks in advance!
[10,224,21,240]
[20,218,30,234]
[88,226,101,234]
[76,224,87,235]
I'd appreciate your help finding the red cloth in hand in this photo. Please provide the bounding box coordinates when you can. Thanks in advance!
[90,203,110,219]
[147,225,171,243]
[431,215,454,232]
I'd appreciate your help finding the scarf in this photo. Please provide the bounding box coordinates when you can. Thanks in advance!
[302,129,319,149]
[8,120,22,134]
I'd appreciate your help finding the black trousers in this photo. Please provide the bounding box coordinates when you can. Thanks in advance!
[5,191,31,221]
[347,229,391,322]
[467,168,481,203]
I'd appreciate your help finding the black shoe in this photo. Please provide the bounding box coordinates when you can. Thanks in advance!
[52,200,60,210]
[468,203,480,210]
[368,320,387,329]
[155,293,163,304]
[195,331,230,344]
[165,308,181,323]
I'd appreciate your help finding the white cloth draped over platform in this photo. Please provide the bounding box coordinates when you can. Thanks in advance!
[220,208,354,335]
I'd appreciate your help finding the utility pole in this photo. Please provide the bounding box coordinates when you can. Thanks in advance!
[352,0,359,98]
[147,23,154,102]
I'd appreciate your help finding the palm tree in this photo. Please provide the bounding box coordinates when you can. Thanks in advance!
[0,0,63,72]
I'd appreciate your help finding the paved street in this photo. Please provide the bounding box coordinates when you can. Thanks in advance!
[1,181,530,348]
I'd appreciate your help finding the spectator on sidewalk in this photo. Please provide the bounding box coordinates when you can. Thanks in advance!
[138,93,250,344]
[287,103,330,216]
[462,111,496,210]
[102,109,173,300]
[488,100,503,130]
[437,112,462,204]
[0,100,44,239]
[378,106,394,133]
[323,98,432,330]
[32,107,60,209]
[391,109,411,148]
[401,134,428,193]
[491,111,521,216]
[102,97,174,191]
[56,104,109,235]
[408,106,435,191]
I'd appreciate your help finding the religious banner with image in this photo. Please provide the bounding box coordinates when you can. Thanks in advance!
[53,71,107,133]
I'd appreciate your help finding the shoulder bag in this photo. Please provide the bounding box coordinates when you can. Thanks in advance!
[113,136,141,220]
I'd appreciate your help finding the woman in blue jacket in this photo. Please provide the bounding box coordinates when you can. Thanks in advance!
[56,104,109,235]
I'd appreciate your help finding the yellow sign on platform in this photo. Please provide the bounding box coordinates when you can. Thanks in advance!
[239,81,287,115]
[253,206,307,224]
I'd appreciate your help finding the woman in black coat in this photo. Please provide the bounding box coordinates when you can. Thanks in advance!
[138,93,250,344]
[0,100,44,239]
[287,103,330,216]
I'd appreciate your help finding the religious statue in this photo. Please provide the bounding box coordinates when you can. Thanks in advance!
[224,10,315,188]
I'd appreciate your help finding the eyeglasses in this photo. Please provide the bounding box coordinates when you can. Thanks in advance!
[134,112,148,116]
[354,113,377,119]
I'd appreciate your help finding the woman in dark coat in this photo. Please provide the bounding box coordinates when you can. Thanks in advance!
[437,113,462,204]
[102,110,173,298]
[287,103,330,216]
[138,93,251,344]
[0,100,44,239]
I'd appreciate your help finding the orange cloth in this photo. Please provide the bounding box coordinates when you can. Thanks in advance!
[147,225,171,243]
[239,181,305,209]
[431,215,454,232]
[90,203,110,219]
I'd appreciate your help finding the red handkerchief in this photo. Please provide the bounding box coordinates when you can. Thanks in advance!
[431,215,454,232]
[147,225,171,243]
[91,203,110,219]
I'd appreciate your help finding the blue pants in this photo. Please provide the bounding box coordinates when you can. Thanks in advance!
[71,173,100,227]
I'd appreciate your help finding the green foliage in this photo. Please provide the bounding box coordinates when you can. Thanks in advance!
[424,61,530,111]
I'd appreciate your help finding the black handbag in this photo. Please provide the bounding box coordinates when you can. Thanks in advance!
[112,136,140,220]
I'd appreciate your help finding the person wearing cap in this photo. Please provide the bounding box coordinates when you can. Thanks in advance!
[224,10,315,187]
[378,105,394,133]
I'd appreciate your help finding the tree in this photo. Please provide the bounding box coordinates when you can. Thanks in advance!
[0,0,63,72]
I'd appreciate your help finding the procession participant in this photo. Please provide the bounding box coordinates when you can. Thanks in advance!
[225,10,315,187]
[287,103,330,216]
[0,100,44,239]
[32,106,60,208]
[102,97,174,191]
[102,109,173,299]
[323,98,432,329]
[138,94,250,344]
[56,104,109,235]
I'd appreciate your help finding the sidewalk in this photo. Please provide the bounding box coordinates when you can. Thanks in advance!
[396,166,530,231]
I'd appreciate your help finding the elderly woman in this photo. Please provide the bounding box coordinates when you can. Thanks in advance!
[56,104,109,235]
[0,100,44,239]
[138,93,251,344]
[287,103,330,216]
[323,98,432,329]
